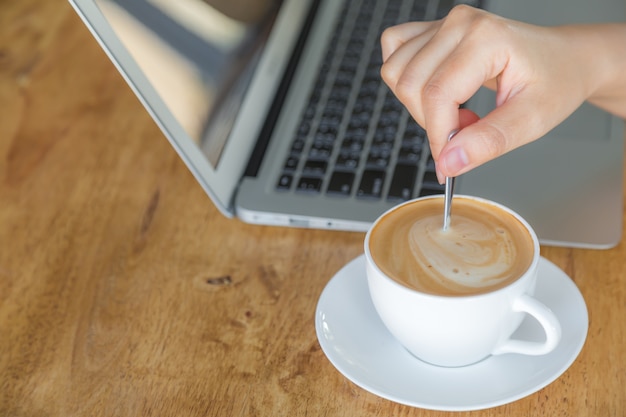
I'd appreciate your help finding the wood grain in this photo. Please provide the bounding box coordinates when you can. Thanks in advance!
[1,1,624,416]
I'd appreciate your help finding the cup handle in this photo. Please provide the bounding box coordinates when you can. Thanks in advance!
[493,294,562,356]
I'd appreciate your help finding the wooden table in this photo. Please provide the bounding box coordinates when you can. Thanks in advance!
[1,1,624,416]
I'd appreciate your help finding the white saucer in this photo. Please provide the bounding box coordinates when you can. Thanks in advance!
[315,255,588,411]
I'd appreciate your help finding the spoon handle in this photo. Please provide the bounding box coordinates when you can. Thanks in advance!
[442,131,458,231]
[443,176,454,231]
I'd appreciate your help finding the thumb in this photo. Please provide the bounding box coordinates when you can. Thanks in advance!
[436,96,559,177]
[433,108,479,181]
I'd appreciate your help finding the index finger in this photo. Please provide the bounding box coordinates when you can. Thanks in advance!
[381,21,435,62]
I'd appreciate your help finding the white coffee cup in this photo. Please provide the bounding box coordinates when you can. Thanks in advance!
[365,195,562,367]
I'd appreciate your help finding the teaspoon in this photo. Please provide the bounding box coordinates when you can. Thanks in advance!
[442,131,458,231]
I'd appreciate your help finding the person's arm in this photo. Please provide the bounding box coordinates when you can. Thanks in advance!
[583,24,626,117]
[380,5,626,182]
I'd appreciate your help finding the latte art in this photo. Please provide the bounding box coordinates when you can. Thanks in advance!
[408,214,518,291]
[369,197,534,296]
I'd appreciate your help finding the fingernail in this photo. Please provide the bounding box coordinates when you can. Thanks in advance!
[442,147,470,176]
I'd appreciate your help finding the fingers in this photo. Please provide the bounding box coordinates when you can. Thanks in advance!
[433,108,477,182]
[380,5,570,178]
[386,23,465,158]
[381,21,432,62]
[381,6,510,161]
[437,93,560,178]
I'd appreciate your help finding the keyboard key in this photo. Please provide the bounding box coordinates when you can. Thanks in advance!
[319,116,341,133]
[309,145,332,160]
[377,111,401,128]
[397,145,421,164]
[296,177,322,193]
[335,151,360,170]
[372,130,396,149]
[401,135,425,148]
[277,174,293,191]
[388,164,418,201]
[380,125,398,142]
[291,138,306,154]
[357,169,385,199]
[326,97,347,112]
[348,114,370,130]
[329,85,351,101]
[284,156,299,171]
[341,137,365,152]
[298,122,310,138]
[367,147,391,169]
[327,171,355,196]
[310,135,335,157]
[303,160,328,176]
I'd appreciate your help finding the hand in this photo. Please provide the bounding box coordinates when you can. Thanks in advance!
[380,5,620,180]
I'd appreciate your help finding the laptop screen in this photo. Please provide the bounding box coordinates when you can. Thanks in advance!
[96,0,283,169]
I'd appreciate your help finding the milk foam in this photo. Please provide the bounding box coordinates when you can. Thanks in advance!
[408,214,517,289]
[369,197,534,296]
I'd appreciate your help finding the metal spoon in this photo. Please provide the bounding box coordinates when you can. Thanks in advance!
[442,131,458,231]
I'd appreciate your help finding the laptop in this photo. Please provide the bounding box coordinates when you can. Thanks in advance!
[69,0,624,249]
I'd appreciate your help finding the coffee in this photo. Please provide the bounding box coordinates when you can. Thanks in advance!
[368,197,534,296]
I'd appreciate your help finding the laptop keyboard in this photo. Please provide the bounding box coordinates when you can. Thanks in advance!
[276,0,482,202]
